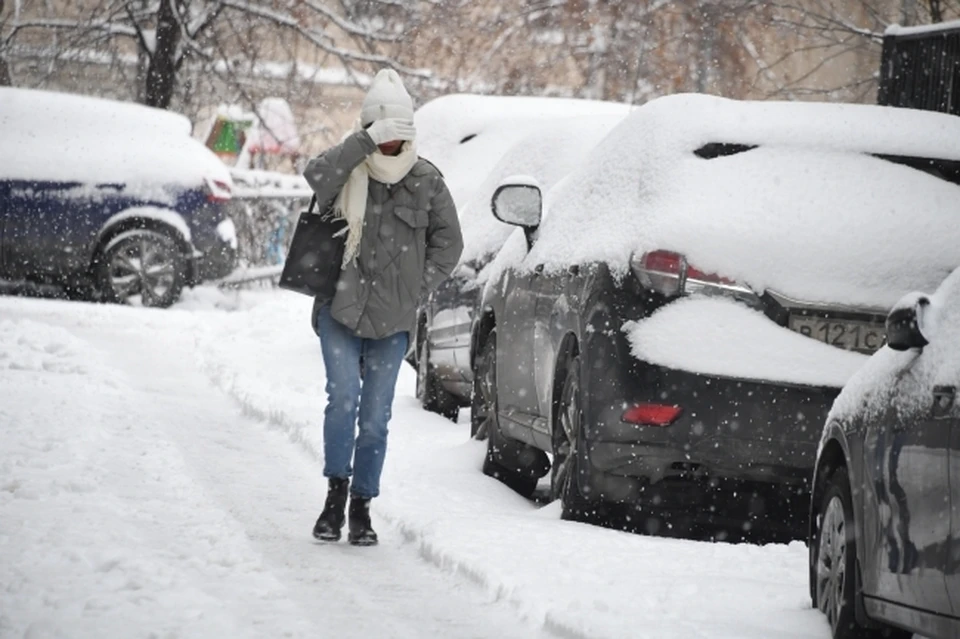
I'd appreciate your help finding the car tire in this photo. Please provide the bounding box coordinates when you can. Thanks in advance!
[416,330,461,422]
[97,229,185,308]
[812,467,910,639]
[551,354,595,521]
[476,330,539,498]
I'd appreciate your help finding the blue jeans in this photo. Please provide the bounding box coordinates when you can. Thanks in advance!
[315,304,409,498]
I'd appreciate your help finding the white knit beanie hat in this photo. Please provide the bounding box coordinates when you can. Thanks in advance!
[360,69,414,126]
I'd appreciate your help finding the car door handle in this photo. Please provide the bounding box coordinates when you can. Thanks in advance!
[932,386,956,420]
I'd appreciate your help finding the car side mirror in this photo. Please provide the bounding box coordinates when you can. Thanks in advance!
[885,295,931,351]
[491,178,542,250]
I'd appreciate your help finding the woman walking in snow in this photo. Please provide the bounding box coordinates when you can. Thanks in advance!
[302,69,463,546]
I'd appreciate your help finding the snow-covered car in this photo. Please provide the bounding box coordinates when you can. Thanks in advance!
[471,93,960,538]
[0,88,237,307]
[412,94,632,421]
[415,93,633,211]
[809,268,960,639]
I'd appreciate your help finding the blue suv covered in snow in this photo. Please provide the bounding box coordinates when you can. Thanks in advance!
[0,88,237,307]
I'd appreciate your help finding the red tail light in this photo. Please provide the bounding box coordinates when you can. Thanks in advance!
[621,403,683,426]
[686,264,736,286]
[631,249,756,302]
[205,177,233,203]
[634,250,683,296]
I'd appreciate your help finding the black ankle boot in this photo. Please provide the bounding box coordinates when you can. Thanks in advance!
[313,477,349,541]
[348,497,378,546]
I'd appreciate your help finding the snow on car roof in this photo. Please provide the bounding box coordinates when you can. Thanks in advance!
[515,93,960,309]
[457,112,628,265]
[414,93,633,208]
[0,88,231,189]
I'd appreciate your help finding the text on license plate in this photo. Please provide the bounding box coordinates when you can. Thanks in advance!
[788,316,885,354]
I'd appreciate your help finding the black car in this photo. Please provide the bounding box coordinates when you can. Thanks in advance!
[809,273,960,639]
[469,94,960,539]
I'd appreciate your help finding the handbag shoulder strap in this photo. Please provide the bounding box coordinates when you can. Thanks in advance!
[306,195,338,217]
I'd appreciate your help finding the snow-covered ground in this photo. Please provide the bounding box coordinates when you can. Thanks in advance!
[0,287,868,639]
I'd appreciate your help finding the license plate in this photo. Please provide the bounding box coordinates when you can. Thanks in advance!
[788,315,886,354]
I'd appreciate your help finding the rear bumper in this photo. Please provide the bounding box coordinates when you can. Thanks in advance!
[583,361,838,530]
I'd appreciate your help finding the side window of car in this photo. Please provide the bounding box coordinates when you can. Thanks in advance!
[876,155,960,187]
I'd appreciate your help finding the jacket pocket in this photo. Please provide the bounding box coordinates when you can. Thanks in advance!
[394,206,430,229]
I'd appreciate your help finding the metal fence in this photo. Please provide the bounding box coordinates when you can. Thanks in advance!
[219,168,311,288]
[879,21,960,115]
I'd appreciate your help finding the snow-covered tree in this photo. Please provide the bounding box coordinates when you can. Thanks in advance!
[0,0,429,109]
[750,1,956,100]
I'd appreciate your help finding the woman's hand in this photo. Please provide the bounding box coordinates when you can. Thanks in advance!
[365,118,416,144]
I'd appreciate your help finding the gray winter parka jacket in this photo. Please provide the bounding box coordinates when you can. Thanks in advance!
[302,130,463,339]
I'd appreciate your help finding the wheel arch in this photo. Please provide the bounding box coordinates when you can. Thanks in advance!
[810,436,849,536]
[810,425,875,628]
[471,305,497,371]
[549,333,581,438]
[92,207,195,265]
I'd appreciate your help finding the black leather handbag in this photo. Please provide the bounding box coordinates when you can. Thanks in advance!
[278,195,347,301]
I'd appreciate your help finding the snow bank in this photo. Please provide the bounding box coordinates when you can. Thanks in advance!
[514,93,960,309]
[414,94,633,209]
[828,265,960,426]
[0,87,231,189]
[624,296,869,388]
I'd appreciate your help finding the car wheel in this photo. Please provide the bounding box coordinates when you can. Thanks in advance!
[97,229,184,308]
[416,331,460,422]
[551,354,594,520]
[477,330,539,497]
[813,467,909,639]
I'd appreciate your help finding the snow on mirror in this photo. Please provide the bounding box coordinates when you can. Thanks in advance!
[491,181,542,229]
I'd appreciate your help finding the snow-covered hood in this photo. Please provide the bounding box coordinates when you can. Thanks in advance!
[1,87,231,190]
[525,94,960,310]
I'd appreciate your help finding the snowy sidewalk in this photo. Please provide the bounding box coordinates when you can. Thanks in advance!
[0,296,547,639]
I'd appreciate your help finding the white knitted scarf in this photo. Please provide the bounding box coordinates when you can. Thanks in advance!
[334,122,418,265]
